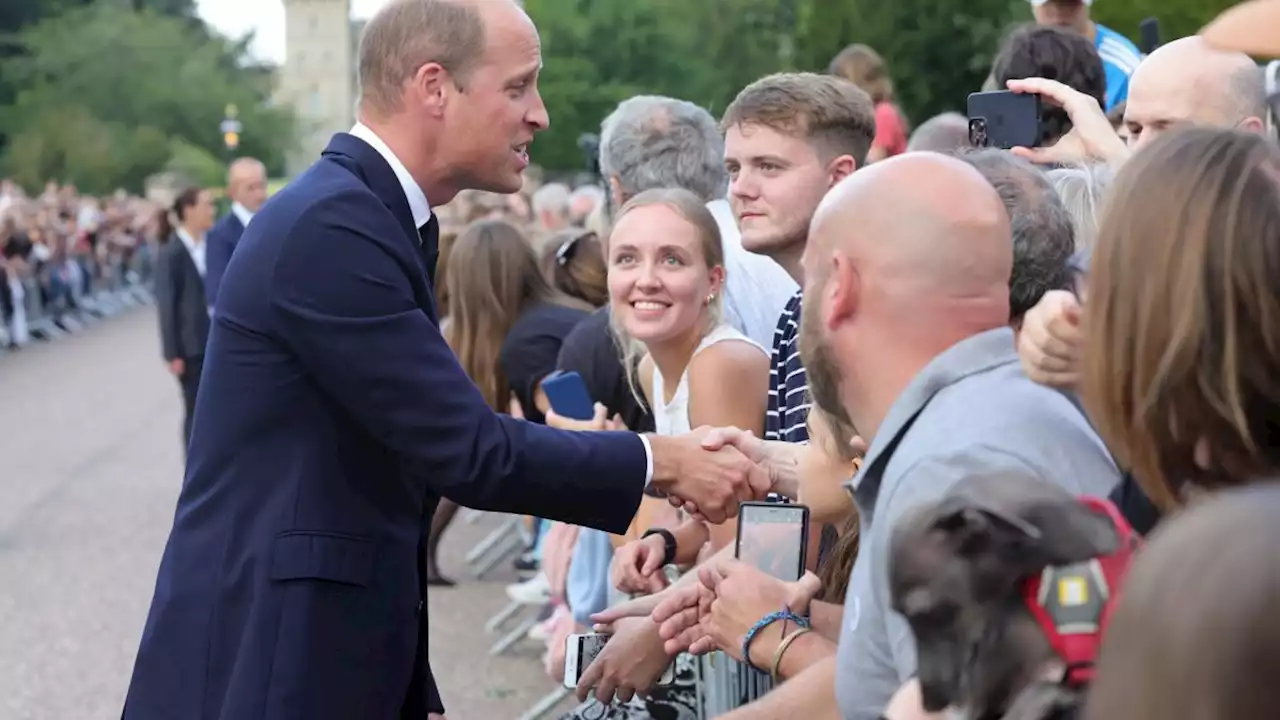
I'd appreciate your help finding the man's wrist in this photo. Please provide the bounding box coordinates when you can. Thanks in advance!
[645,434,683,491]
[767,442,803,498]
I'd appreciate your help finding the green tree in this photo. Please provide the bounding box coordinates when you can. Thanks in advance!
[524,0,782,170]
[0,3,295,192]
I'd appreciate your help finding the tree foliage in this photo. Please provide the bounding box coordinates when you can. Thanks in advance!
[0,2,294,193]
[525,0,1240,172]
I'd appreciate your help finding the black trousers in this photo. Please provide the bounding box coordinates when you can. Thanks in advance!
[179,356,203,453]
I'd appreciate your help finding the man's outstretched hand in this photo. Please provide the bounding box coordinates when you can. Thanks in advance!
[647,427,770,524]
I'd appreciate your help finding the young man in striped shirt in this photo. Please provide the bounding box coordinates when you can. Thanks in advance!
[1030,0,1143,111]
[721,74,877,449]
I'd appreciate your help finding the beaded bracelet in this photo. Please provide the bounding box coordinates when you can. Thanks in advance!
[741,606,810,671]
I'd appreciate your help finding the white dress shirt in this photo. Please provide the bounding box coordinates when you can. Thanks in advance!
[346,122,655,486]
[176,227,206,278]
[231,202,254,229]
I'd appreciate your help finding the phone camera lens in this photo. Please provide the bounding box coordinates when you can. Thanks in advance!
[968,118,989,148]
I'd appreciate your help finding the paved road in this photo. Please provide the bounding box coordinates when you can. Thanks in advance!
[0,308,569,719]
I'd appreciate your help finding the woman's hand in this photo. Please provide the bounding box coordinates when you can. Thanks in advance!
[545,402,625,432]
[610,534,670,595]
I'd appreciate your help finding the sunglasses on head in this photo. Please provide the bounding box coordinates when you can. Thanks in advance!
[555,231,597,267]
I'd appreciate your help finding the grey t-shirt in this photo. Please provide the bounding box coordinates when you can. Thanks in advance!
[835,328,1119,720]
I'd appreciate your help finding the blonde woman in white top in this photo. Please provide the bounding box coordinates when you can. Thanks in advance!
[601,188,769,596]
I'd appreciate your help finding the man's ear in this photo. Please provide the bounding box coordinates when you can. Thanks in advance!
[1018,500,1119,567]
[827,154,857,185]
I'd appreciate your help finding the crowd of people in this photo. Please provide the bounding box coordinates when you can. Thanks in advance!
[412,0,1280,719]
[0,180,160,351]
[25,0,1278,717]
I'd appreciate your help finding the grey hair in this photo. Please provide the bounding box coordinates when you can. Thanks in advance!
[1046,164,1114,254]
[569,185,605,207]
[531,182,571,217]
[954,149,1075,322]
[598,96,728,203]
[908,112,970,153]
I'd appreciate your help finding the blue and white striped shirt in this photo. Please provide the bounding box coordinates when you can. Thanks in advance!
[1095,23,1143,111]
[765,291,809,445]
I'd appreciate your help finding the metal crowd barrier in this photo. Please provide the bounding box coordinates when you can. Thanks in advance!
[698,652,772,718]
[2,252,154,355]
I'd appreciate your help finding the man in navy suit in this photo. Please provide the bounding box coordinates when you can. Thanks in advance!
[122,2,768,719]
[204,157,267,312]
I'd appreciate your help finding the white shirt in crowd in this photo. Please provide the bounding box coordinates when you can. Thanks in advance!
[176,227,206,279]
[706,199,798,350]
[346,121,658,484]
[231,202,255,229]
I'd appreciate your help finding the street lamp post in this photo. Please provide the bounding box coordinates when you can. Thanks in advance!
[220,104,242,160]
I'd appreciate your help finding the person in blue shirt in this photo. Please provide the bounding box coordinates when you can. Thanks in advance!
[1029,0,1143,111]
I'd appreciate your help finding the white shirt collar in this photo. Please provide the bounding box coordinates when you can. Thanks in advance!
[175,227,206,278]
[349,122,433,229]
[230,202,254,228]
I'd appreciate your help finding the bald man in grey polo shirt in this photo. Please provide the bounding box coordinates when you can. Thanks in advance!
[795,153,1119,719]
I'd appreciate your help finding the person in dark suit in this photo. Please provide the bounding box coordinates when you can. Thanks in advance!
[153,187,216,450]
[204,157,267,312]
[122,3,767,720]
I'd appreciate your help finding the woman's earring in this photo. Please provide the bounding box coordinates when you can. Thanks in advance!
[705,293,716,306]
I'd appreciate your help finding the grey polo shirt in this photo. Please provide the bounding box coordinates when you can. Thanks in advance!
[834,327,1119,720]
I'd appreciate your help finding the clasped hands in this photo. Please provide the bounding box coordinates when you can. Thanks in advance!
[595,557,822,670]
[545,405,777,524]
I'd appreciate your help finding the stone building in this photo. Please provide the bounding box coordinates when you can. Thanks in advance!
[276,0,357,177]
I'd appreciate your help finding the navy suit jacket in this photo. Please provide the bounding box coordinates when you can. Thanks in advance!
[204,211,245,311]
[123,133,647,720]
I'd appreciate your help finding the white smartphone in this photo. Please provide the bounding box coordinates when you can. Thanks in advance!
[563,632,677,689]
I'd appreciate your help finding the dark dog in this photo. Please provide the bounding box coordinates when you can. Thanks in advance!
[888,473,1133,720]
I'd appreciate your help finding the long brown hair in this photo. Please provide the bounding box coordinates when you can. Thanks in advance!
[445,219,590,410]
[1081,127,1280,510]
[542,228,608,307]
[1085,484,1280,720]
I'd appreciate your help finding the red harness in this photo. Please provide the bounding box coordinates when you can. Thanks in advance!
[1019,496,1142,688]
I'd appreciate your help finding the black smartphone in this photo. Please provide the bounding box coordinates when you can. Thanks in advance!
[967,90,1043,149]
[734,501,810,582]
[1139,18,1161,55]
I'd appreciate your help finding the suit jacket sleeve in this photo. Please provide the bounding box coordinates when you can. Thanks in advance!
[204,223,232,311]
[268,192,645,534]
[154,241,180,361]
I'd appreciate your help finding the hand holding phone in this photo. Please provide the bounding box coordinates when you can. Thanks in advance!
[563,632,676,690]
[734,501,810,582]
[967,90,1043,150]
[540,370,596,421]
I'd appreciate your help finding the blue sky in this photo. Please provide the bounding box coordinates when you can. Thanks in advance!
[196,0,388,65]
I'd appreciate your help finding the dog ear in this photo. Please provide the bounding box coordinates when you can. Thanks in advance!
[1018,500,1119,568]
[931,504,1000,557]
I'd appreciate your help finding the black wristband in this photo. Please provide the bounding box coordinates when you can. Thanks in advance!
[641,528,677,567]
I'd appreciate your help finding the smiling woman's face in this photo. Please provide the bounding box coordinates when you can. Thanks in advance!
[607,203,720,346]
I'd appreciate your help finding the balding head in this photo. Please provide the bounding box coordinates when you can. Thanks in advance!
[799,153,1011,436]
[1125,36,1266,149]
[907,112,971,153]
[227,157,267,212]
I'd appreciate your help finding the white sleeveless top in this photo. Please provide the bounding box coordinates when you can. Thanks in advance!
[649,324,768,437]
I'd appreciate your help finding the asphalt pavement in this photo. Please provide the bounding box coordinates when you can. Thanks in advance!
[0,308,569,720]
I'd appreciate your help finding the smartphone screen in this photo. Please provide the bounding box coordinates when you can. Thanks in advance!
[564,633,609,687]
[735,503,809,582]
